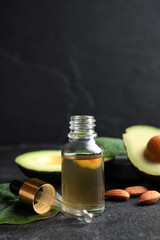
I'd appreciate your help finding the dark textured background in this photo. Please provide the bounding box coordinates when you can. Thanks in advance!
[1,0,160,145]
[1,3,160,238]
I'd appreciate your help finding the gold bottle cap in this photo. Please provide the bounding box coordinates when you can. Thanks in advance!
[10,178,56,215]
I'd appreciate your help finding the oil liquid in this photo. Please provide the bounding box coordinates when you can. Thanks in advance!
[62,154,105,216]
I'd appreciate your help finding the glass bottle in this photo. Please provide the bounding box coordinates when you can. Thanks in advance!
[61,115,105,217]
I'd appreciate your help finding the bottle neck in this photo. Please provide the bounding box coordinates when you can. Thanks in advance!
[68,115,97,140]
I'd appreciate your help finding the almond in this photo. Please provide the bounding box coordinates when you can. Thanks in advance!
[105,189,130,201]
[139,190,160,204]
[125,186,148,197]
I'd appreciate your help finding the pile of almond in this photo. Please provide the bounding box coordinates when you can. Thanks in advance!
[104,186,160,205]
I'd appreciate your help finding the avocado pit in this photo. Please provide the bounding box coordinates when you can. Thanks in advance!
[145,135,160,162]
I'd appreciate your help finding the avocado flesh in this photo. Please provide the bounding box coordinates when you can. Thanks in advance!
[123,125,160,177]
[15,150,61,184]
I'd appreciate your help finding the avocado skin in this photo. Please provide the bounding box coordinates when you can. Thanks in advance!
[127,161,160,184]
[17,165,61,185]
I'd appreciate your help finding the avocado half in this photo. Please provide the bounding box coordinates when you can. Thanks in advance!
[123,125,160,180]
[15,137,127,184]
[15,150,61,184]
[15,149,112,184]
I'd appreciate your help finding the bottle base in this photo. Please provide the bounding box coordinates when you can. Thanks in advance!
[87,205,105,216]
[62,204,105,218]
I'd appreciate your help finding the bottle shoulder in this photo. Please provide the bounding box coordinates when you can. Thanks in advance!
[62,139,103,156]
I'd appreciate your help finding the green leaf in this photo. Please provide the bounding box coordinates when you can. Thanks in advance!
[0,202,58,224]
[96,137,126,161]
[0,183,59,224]
[0,183,18,214]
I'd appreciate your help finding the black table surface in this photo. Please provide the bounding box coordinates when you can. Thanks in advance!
[0,144,159,240]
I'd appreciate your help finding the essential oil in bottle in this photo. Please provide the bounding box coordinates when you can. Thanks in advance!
[61,115,105,216]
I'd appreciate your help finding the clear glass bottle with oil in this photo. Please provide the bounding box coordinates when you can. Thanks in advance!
[62,115,105,217]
